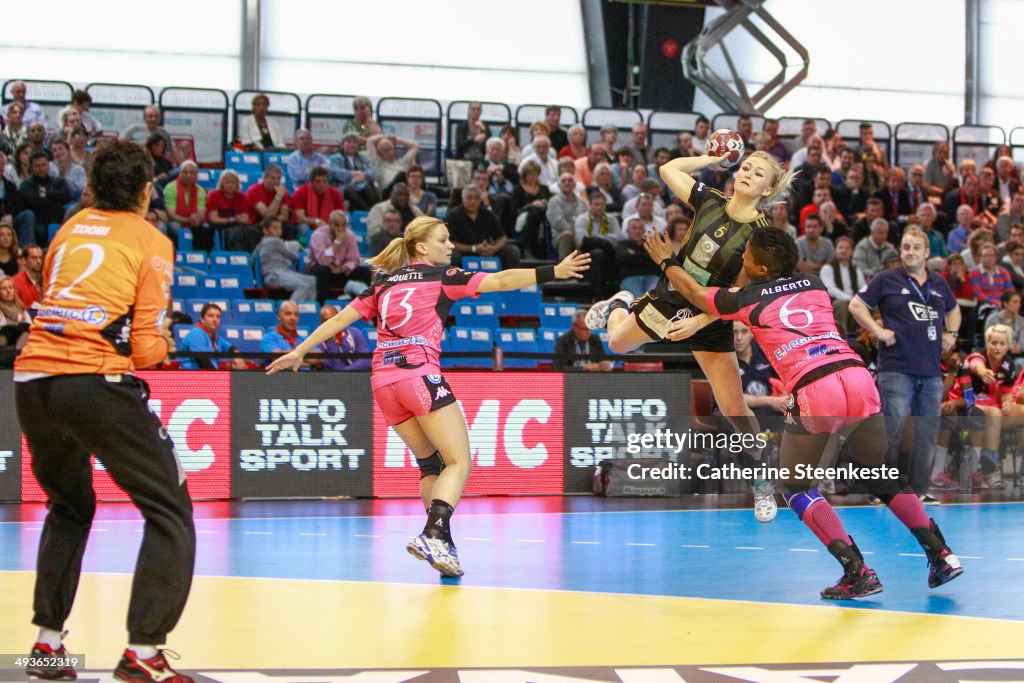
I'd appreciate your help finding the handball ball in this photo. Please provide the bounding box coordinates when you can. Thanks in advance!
[707,129,745,167]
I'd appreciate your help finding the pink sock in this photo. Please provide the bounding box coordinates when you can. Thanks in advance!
[885,492,931,531]
[803,500,853,547]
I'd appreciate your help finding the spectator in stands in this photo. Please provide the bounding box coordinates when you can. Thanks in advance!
[15,152,71,247]
[854,122,886,166]
[692,116,709,153]
[0,224,18,277]
[792,141,828,203]
[760,118,789,163]
[769,201,797,239]
[239,93,284,151]
[969,243,1013,312]
[206,169,257,252]
[646,147,673,197]
[447,183,520,268]
[621,178,666,219]
[994,156,1021,205]
[924,141,958,199]
[499,124,521,165]
[875,166,912,227]
[144,133,178,189]
[0,274,30,352]
[962,226,992,269]
[798,179,835,231]
[796,213,834,275]
[666,213,690,253]
[511,160,550,256]
[1000,240,1024,291]
[788,119,817,157]
[25,122,48,157]
[455,101,488,162]
[831,148,856,185]
[178,303,247,370]
[12,244,42,310]
[307,210,372,301]
[590,162,622,214]
[996,192,1024,242]
[913,203,946,260]
[823,129,847,171]
[942,172,983,218]
[545,105,568,152]
[850,197,886,244]
[553,309,613,372]
[317,304,371,371]
[558,124,587,161]
[328,132,379,211]
[573,142,606,187]
[546,173,588,259]
[671,130,696,159]
[735,115,755,147]
[978,167,1003,222]
[293,166,345,236]
[6,142,33,188]
[406,165,436,217]
[287,129,330,186]
[68,125,91,170]
[790,131,823,169]
[599,124,619,161]
[984,290,1024,359]
[164,160,208,248]
[48,138,85,199]
[260,301,317,367]
[818,201,848,242]
[546,156,582,198]
[905,164,928,213]
[1,81,46,129]
[122,105,181,164]
[366,182,422,238]
[59,109,81,142]
[998,222,1024,259]
[835,163,868,219]
[369,208,403,257]
[255,216,317,301]
[573,189,620,298]
[614,216,660,299]
[622,191,666,235]
[942,251,974,301]
[483,137,519,190]
[946,205,975,255]
[958,158,977,188]
[852,217,895,279]
[57,90,102,142]
[619,163,649,205]
[0,102,26,154]
[342,96,382,149]
[246,163,294,239]
[820,236,864,333]
[521,121,550,159]
[624,122,650,166]
[367,132,419,197]
[518,134,559,186]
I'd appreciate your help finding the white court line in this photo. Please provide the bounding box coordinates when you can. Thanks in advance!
[463,537,491,541]
[680,544,709,548]
[352,534,379,538]
[789,548,819,552]
[571,541,600,545]
[243,531,272,535]
[735,546,764,550]
[958,555,983,559]
[1008,557,1024,561]
[299,533,327,537]
[627,542,655,547]
[899,553,927,558]
[516,539,545,543]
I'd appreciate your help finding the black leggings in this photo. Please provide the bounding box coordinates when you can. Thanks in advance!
[16,375,196,645]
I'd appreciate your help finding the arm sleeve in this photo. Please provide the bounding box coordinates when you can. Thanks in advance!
[349,285,379,321]
[687,181,717,213]
[130,233,173,369]
[441,269,488,300]
[705,286,743,320]
[855,271,884,308]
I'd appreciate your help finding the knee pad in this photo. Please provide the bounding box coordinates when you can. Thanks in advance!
[416,451,445,479]
[783,487,823,521]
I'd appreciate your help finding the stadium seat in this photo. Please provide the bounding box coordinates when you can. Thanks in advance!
[349,211,369,236]
[540,303,580,329]
[209,251,254,276]
[495,328,539,369]
[232,298,279,328]
[455,299,505,328]
[225,151,263,175]
[173,273,202,301]
[221,324,265,353]
[296,300,319,329]
[537,327,561,354]
[174,325,194,345]
[175,250,208,273]
[448,326,493,368]
[462,256,501,272]
[186,298,230,322]
[502,285,542,316]
[177,228,194,252]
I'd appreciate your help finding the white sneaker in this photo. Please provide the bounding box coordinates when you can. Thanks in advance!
[751,479,777,523]
[585,290,635,330]
[407,533,464,577]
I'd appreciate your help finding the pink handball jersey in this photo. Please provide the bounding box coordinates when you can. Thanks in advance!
[705,274,864,393]
[350,261,488,390]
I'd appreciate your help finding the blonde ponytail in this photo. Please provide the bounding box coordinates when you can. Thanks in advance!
[366,216,446,275]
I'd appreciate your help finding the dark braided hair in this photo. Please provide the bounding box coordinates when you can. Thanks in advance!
[749,227,799,278]
[88,139,154,212]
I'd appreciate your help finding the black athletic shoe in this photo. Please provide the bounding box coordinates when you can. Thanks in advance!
[25,641,76,681]
[912,518,964,588]
[821,566,884,600]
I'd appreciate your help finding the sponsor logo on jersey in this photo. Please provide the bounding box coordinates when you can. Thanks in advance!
[378,336,427,350]
[682,257,711,285]
[42,323,65,335]
[426,373,443,384]
[908,301,939,322]
[434,385,451,400]
[37,305,108,326]
[691,234,720,268]
[71,224,110,236]
[447,268,460,276]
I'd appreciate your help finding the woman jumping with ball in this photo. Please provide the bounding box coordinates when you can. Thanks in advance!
[585,137,794,523]
[267,216,589,577]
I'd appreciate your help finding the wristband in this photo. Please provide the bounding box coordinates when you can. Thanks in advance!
[660,258,675,273]
[536,265,557,284]
[472,244,477,253]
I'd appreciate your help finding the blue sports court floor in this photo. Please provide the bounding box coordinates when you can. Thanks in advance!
[0,495,1022,681]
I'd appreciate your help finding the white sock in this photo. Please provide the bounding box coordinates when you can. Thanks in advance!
[36,628,62,649]
[129,644,158,659]
[970,446,982,471]
[931,446,949,477]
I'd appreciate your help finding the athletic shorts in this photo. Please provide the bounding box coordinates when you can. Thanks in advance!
[630,290,734,352]
[376,373,457,426]
[787,364,881,435]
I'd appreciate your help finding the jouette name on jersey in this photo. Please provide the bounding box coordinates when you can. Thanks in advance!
[388,271,425,283]
[760,279,812,297]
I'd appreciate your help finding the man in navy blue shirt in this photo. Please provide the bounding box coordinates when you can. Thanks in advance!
[850,227,961,502]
